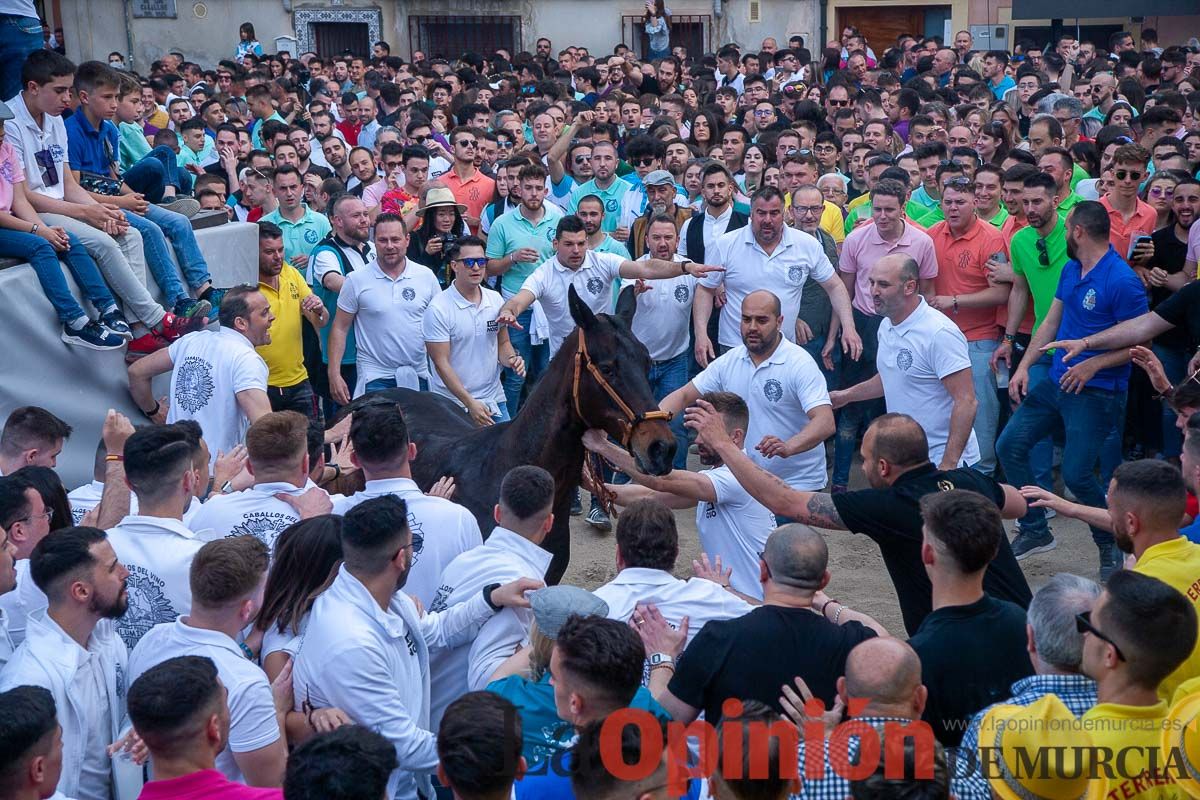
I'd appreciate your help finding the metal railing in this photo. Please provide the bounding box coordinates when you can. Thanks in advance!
[620,14,712,60]
[408,15,523,61]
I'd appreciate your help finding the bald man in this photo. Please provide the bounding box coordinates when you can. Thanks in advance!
[790,637,928,799]
[661,290,834,500]
[683,408,1031,635]
[639,524,886,725]
[830,254,980,470]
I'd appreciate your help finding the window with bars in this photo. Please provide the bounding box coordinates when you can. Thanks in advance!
[620,14,711,60]
[408,15,523,61]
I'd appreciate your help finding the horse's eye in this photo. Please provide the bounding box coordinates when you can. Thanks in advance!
[599,363,615,376]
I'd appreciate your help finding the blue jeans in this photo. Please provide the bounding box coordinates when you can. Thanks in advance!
[996,377,1124,549]
[502,308,549,414]
[0,229,117,323]
[802,333,841,389]
[968,340,1000,476]
[0,14,42,102]
[1025,356,1055,492]
[493,401,511,423]
[124,145,193,202]
[1154,342,1190,458]
[365,376,430,393]
[121,207,211,302]
[648,351,690,470]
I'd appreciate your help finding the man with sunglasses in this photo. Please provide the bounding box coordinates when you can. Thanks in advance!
[1099,143,1158,260]
[441,126,494,236]
[1078,569,1196,798]
[425,236,523,425]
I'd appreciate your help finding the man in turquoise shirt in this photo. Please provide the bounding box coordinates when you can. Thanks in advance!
[485,162,563,412]
[567,140,637,241]
[260,165,332,272]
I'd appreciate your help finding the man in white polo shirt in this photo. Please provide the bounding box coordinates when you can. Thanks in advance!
[831,253,980,470]
[106,425,206,652]
[327,212,441,404]
[592,499,752,661]
[127,536,287,787]
[424,236,525,426]
[428,465,555,730]
[663,290,835,499]
[127,285,273,464]
[692,185,862,367]
[189,411,330,555]
[331,402,482,608]
[621,215,696,470]
[587,392,775,600]
[496,214,724,358]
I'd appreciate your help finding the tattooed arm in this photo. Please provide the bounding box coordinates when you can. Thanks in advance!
[683,399,847,530]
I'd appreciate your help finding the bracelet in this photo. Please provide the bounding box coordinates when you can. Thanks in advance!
[104,453,124,462]
[1083,337,1091,351]
[834,605,846,624]
[329,463,342,480]
[143,401,160,418]
[30,223,38,235]
[1002,333,1016,344]
[649,663,676,673]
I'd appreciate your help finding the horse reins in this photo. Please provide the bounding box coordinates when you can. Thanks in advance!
[571,327,673,448]
[572,327,673,518]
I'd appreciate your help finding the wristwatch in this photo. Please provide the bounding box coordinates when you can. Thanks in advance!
[648,652,675,668]
[482,582,502,612]
[679,260,694,276]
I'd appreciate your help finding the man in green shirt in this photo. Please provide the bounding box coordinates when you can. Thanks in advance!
[1038,148,1083,218]
[485,161,563,412]
[260,166,332,272]
[974,165,1010,229]
[567,140,636,242]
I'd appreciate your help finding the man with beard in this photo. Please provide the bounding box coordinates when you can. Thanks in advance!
[662,290,834,502]
[567,141,637,243]
[997,202,1148,580]
[683,405,1031,635]
[663,139,690,186]
[627,171,690,259]
[691,187,860,367]
[293,495,540,800]
[321,135,353,185]
[587,391,774,600]
[1019,459,1200,702]
[0,526,131,800]
[831,254,981,472]
[576,195,631,260]
[310,195,377,415]
[289,126,331,178]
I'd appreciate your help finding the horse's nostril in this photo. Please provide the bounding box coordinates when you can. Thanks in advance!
[646,438,675,475]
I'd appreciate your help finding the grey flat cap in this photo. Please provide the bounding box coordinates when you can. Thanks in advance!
[643,169,675,186]
[530,585,609,639]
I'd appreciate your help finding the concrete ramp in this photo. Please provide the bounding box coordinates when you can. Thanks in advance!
[0,222,258,488]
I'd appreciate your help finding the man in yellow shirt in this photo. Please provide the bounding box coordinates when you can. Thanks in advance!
[1080,570,1196,800]
[257,221,328,423]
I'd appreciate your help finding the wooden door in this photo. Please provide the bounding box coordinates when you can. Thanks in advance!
[836,7,926,55]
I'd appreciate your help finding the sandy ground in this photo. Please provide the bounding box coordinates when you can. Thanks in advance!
[562,448,1101,635]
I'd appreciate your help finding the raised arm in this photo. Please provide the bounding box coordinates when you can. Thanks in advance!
[1043,310,1172,363]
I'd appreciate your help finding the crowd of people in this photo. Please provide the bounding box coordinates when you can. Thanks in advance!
[0,12,1199,800]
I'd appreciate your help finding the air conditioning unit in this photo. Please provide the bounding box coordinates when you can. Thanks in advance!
[970,24,1008,51]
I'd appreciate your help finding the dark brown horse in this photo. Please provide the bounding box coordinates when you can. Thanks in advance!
[341,285,676,583]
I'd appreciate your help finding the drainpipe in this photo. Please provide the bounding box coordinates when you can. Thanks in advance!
[282,0,292,13]
[713,0,722,19]
[819,0,828,62]
[123,0,135,70]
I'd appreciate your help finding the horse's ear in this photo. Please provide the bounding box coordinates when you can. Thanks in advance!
[614,285,637,328]
[568,284,598,331]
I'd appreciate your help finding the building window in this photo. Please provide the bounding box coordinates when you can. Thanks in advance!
[294,8,382,58]
[408,15,522,61]
[621,14,711,60]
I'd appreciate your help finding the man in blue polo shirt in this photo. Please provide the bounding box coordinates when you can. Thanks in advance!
[996,201,1148,580]
[64,60,217,319]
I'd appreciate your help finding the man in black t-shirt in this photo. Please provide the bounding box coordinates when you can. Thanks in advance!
[684,405,1032,635]
[635,525,885,725]
[909,490,1033,747]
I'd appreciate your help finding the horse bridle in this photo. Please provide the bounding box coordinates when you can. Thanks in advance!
[571,327,673,449]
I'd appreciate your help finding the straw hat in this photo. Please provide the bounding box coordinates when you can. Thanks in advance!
[978,694,1104,800]
[416,186,467,216]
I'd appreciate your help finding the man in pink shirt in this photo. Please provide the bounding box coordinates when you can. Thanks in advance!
[832,177,939,491]
[1099,143,1158,261]
[129,656,283,800]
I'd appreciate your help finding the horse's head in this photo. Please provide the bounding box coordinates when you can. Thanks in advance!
[567,284,676,476]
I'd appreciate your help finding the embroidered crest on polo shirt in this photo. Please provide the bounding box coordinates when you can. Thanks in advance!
[787,266,804,284]
[763,378,784,402]
[402,287,416,301]
[1083,288,1097,311]
[231,512,294,550]
[896,348,914,371]
[586,276,604,295]
[674,285,690,303]
[304,229,320,244]
[117,564,179,651]
[605,199,618,213]
[175,356,215,413]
